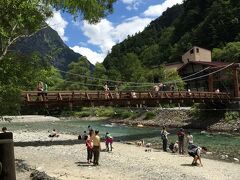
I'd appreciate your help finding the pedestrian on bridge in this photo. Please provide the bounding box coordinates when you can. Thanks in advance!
[103,84,110,99]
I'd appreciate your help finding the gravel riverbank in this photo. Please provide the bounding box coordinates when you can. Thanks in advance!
[14,131,240,180]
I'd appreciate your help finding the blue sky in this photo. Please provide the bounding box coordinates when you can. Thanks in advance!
[46,0,183,64]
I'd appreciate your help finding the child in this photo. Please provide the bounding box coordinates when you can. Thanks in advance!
[105,132,113,151]
[169,141,179,153]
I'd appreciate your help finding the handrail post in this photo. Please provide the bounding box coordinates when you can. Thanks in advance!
[0,132,16,180]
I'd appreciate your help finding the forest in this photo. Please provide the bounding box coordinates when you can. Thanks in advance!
[103,0,240,79]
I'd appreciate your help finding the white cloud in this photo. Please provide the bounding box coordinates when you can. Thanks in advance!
[82,19,115,55]
[113,16,152,43]
[71,46,105,64]
[122,0,142,10]
[144,0,183,17]
[46,10,68,41]
[78,16,152,64]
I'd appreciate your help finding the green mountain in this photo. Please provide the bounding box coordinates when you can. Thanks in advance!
[12,26,93,72]
[103,0,240,73]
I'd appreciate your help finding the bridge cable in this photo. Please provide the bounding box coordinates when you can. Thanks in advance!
[183,63,234,82]
[56,63,234,88]
[57,69,154,85]
[181,67,210,80]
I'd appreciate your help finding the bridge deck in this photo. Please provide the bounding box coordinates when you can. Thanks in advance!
[21,91,233,107]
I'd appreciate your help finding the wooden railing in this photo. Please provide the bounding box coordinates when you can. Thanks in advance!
[20,90,234,107]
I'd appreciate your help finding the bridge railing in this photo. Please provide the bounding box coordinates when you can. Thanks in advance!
[21,90,232,103]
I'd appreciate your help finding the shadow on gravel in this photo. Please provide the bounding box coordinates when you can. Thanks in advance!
[75,162,94,167]
[14,139,82,147]
[181,164,194,167]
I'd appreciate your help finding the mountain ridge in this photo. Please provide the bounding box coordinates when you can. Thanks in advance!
[12,26,93,72]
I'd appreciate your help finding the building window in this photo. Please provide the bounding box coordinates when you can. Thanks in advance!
[190,49,194,54]
[196,48,199,53]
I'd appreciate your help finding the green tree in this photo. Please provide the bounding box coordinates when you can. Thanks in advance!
[91,63,107,90]
[0,0,52,61]
[63,57,91,90]
[44,0,116,23]
[146,66,185,90]
[119,53,144,81]
[0,53,61,115]
[212,42,240,62]
[0,0,116,60]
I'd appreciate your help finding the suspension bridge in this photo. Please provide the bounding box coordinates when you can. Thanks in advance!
[21,63,240,110]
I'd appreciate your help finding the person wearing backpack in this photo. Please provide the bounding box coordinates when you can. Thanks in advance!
[177,128,185,154]
[160,126,169,152]
[188,145,207,166]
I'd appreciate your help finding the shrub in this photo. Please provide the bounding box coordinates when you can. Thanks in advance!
[224,111,240,122]
[95,107,115,117]
[144,111,156,120]
[113,109,132,119]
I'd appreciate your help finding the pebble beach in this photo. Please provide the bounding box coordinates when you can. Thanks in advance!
[14,131,240,180]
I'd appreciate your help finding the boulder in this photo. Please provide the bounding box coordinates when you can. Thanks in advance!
[233,158,239,162]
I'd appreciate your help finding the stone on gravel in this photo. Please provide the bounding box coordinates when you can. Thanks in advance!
[30,170,57,180]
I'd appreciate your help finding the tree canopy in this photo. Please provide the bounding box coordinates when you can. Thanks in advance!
[43,0,116,23]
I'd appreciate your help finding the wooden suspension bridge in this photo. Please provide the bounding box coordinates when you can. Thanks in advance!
[21,90,239,109]
[21,63,240,110]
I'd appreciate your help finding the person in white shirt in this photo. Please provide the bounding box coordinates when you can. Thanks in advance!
[187,131,193,144]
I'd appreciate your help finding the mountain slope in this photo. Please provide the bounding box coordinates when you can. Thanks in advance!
[103,0,240,73]
[12,27,93,72]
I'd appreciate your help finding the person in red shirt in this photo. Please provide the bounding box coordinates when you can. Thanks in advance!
[177,128,185,154]
[86,130,94,163]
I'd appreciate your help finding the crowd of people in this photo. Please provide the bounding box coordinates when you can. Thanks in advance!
[160,127,207,166]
